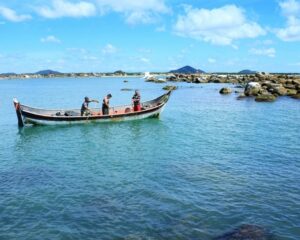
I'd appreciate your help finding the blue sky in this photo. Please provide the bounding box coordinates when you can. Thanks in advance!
[0,0,300,73]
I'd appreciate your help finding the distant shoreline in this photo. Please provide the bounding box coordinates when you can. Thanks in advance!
[0,74,147,80]
[1,72,299,81]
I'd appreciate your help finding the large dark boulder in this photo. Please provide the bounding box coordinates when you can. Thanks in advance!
[163,85,177,91]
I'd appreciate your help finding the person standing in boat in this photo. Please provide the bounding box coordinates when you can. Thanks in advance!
[81,97,99,116]
[102,93,112,115]
[132,90,141,111]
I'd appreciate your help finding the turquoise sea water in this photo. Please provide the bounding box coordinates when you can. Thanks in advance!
[0,77,299,239]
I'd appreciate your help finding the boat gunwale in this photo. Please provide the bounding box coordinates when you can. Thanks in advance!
[18,91,171,121]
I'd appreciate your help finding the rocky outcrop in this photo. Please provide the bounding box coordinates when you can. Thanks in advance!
[163,73,300,102]
[219,87,232,94]
[163,85,177,91]
[255,94,277,102]
[245,82,262,96]
[286,89,297,96]
[237,93,246,100]
[146,77,166,83]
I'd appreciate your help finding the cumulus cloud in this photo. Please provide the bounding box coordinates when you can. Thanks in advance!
[102,44,117,54]
[249,48,276,58]
[36,0,96,18]
[0,6,31,22]
[174,5,265,46]
[96,0,170,24]
[276,0,300,41]
[41,35,61,43]
[280,0,300,15]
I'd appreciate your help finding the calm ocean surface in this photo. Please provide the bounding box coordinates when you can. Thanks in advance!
[0,77,299,239]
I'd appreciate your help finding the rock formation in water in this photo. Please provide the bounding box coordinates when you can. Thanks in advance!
[220,87,232,94]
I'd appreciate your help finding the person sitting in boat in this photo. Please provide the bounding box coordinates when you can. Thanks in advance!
[81,97,99,116]
[132,90,141,111]
[102,94,112,115]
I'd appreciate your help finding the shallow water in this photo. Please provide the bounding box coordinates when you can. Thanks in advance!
[0,77,299,239]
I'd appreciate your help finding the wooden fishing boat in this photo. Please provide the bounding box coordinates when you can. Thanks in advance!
[13,91,172,127]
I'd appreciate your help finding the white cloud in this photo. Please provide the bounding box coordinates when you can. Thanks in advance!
[174,5,265,46]
[36,0,96,18]
[280,0,300,15]
[140,57,150,63]
[41,35,61,43]
[208,58,216,63]
[96,0,170,24]
[276,0,300,41]
[249,48,276,58]
[0,6,31,22]
[102,44,117,54]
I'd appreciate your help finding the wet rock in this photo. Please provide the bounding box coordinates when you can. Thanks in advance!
[284,84,296,89]
[214,224,273,240]
[145,77,156,82]
[155,79,167,83]
[255,94,277,102]
[291,93,300,99]
[237,93,246,100]
[193,77,208,83]
[271,86,287,96]
[146,77,166,83]
[163,85,177,91]
[287,89,298,96]
[220,87,232,94]
[245,82,262,96]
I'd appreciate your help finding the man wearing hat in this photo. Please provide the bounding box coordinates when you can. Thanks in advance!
[81,97,99,116]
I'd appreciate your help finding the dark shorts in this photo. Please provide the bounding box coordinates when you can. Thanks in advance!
[102,107,109,115]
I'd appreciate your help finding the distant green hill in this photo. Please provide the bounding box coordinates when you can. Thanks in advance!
[0,72,16,76]
[170,66,205,74]
[238,69,257,74]
[36,70,62,75]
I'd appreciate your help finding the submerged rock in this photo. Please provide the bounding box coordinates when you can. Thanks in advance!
[214,224,273,240]
[163,85,177,91]
[255,94,277,102]
[220,87,232,94]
